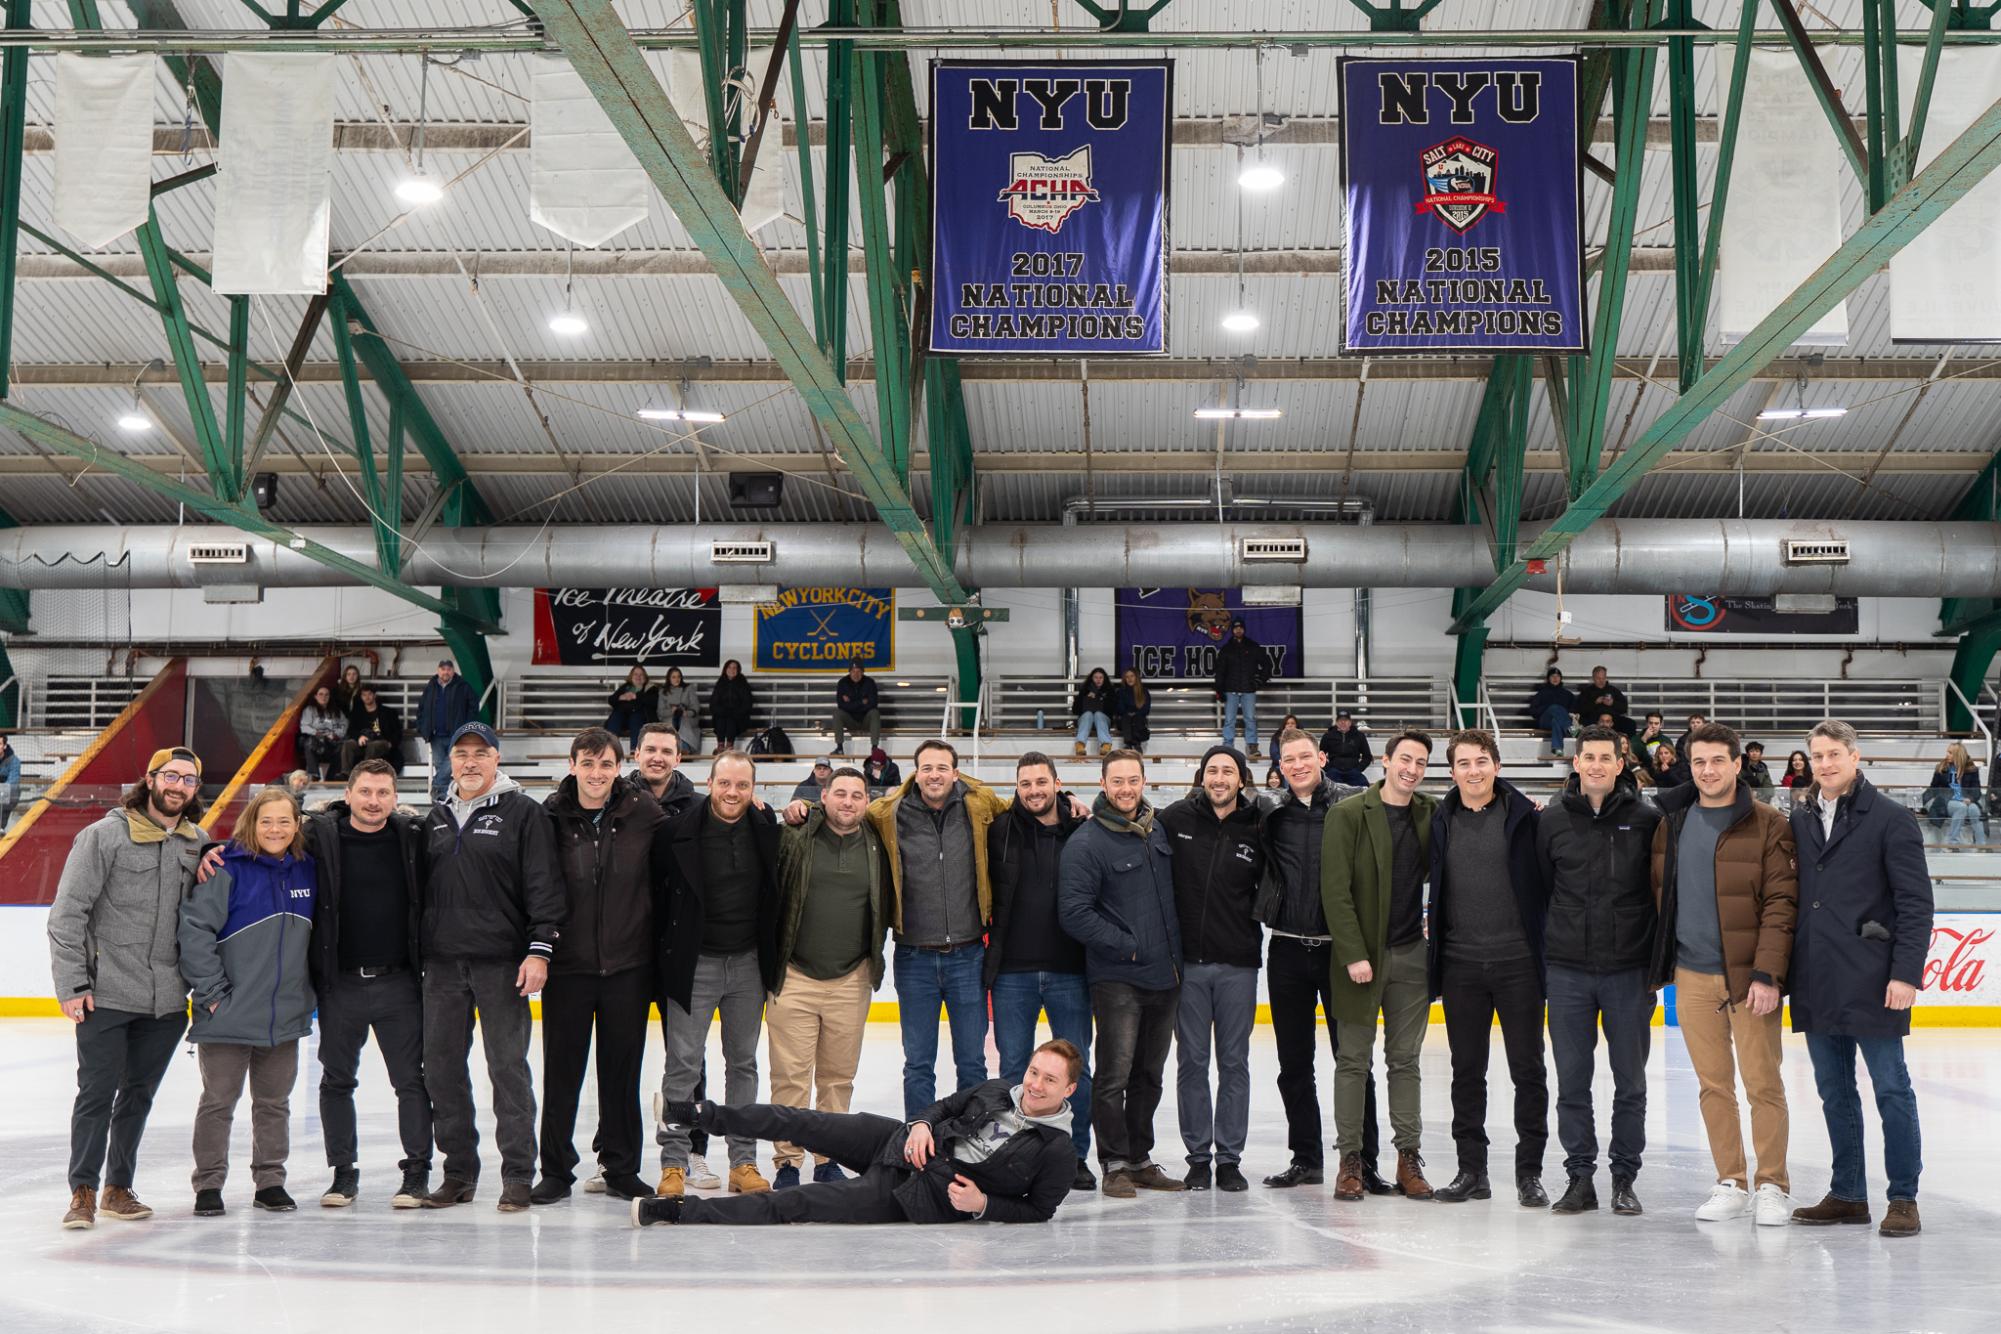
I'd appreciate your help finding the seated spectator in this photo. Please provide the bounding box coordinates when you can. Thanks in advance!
[1927,743,1986,847]
[657,666,701,755]
[831,660,881,755]
[710,659,754,754]
[1648,741,1690,790]
[605,666,657,755]
[298,685,346,780]
[1072,668,1116,757]
[792,757,835,803]
[1617,734,1653,788]
[333,663,365,716]
[1674,712,1709,761]
[1319,710,1372,786]
[1111,668,1152,754]
[1636,711,1667,757]
[1527,669,1577,757]
[0,730,20,832]
[1574,666,1633,737]
[864,747,902,798]
[1741,741,1776,803]
[342,685,405,776]
[1782,749,1814,793]
[283,770,312,800]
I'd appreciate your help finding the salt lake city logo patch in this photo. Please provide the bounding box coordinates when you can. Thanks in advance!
[1417,135,1504,234]
[997,145,1100,234]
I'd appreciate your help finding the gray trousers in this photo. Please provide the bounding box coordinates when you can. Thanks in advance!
[68,1007,186,1191]
[424,958,537,1185]
[192,1040,300,1191]
[660,950,765,1170]
[1175,961,1258,1166]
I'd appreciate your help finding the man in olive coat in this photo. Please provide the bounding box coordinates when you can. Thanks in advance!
[1321,729,1438,1202]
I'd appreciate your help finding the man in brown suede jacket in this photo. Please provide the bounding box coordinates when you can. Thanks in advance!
[1650,722,1798,1228]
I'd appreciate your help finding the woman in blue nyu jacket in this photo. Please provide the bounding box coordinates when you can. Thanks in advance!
[178,786,318,1218]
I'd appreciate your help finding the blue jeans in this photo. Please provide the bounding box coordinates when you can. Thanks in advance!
[1804,1032,1922,1202]
[426,740,452,804]
[1074,711,1113,748]
[990,970,1093,1160]
[605,706,646,754]
[1945,798,1986,846]
[1221,692,1259,750]
[1546,964,1655,1180]
[893,943,990,1121]
[1539,704,1571,753]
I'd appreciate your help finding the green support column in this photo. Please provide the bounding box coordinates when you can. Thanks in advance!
[1450,594,1490,731]
[785,22,827,347]
[1664,1,1706,391]
[0,0,28,399]
[853,44,912,482]
[822,1,855,382]
[1947,617,2001,734]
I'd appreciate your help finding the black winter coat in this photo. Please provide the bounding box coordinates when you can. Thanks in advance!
[606,683,659,718]
[625,767,699,821]
[422,784,565,962]
[1158,796,1266,969]
[544,777,666,977]
[1527,681,1577,722]
[887,1080,1077,1224]
[1428,778,1547,999]
[1789,776,1935,1039]
[835,675,879,718]
[1575,681,1630,723]
[1318,726,1373,771]
[1057,810,1182,990]
[1072,676,1116,716]
[1212,635,1271,695]
[984,796,1086,986]
[1535,777,1661,973]
[710,673,754,723]
[302,801,425,986]
[656,799,782,1011]
[1254,776,1363,935]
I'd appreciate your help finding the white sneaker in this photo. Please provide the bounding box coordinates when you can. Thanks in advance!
[1753,1183,1793,1226]
[582,1173,606,1195]
[686,1153,722,1191]
[1695,1179,1751,1222]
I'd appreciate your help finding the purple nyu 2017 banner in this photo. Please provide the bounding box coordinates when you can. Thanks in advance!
[1339,57,1585,354]
[929,60,1171,356]
[1116,589,1304,681]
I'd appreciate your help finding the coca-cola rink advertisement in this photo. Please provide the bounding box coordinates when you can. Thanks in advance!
[1920,916,1999,1022]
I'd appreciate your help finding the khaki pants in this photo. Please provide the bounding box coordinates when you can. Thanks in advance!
[191,1040,299,1192]
[1675,967,1788,1191]
[765,964,873,1169]
[1334,938,1430,1156]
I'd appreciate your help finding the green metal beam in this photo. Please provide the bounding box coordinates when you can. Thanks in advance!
[1896,0,1955,188]
[0,0,28,399]
[1452,89,2001,633]
[1947,617,2001,732]
[133,212,240,502]
[1770,0,1872,183]
[329,284,402,576]
[1691,0,1757,344]
[526,0,971,604]
[1073,0,1175,31]
[1346,0,1447,30]
[0,400,497,630]
[822,1,854,382]
[784,21,827,348]
[1664,1,1706,392]
[852,41,911,483]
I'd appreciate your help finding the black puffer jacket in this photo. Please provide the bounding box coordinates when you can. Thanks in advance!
[887,1080,1077,1224]
[1212,634,1271,695]
[1535,777,1661,973]
[422,780,565,962]
[626,767,698,820]
[1158,795,1265,968]
[1255,776,1363,935]
[1318,725,1373,771]
[1057,803,1181,990]
[545,777,666,977]
[302,801,424,987]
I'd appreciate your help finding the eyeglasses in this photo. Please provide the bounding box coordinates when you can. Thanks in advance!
[150,771,201,788]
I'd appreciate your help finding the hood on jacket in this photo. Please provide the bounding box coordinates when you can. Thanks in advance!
[1008,1083,1074,1135]
[446,771,520,827]
[123,806,204,844]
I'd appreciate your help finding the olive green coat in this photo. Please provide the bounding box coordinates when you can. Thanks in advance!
[1320,782,1438,1025]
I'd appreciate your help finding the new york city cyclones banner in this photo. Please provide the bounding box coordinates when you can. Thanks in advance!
[929,61,1171,356]
[1339,57,1586,354]
[755,588,896,673]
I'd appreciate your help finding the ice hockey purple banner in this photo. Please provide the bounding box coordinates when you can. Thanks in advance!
[1116,589,1304,681]
[1339,56,1586,354]
[929,60,1171,356]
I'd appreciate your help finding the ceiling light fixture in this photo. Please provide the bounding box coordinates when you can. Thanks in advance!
[1220,309,1261,333]
[1194,407,1282,420]
[548,245,588,336]
[1239,46,1283,192]
[638,407,726,423]
[394,54,444,208]
[1757,406,1846,420]
[118,358,162,432]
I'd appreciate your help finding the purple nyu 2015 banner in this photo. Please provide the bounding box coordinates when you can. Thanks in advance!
[1339,56,1585,354]
[1116,589,1304,681]
[929,60,1171,355]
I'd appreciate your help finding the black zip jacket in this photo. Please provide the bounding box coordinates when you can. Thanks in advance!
[710,673,754,723]
[984,795,1086,986]
[887,1080,1076,1224]
[655,799,782,1011]
[1427,777,1547,999]
[1254,776,1362,934]
[302,800,424,987]
[626,767,698,820]
[545,777,666,978]
[1071,677,1115,716]
[422,783,566,962]
[1318,726,1373,771]
[1212,636,1271,695]
[1158,795,1266,968]
[1535,776,1661,973]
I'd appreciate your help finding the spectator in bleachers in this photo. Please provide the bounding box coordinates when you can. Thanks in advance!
[1676,712,1710,763]
[1072,668,1116,758]
[1213,619,1272,758]
[298,685,347,781]
[1783,750,1814,793]
[710,660,754,754]
[1649,742,1690,791]
[792,758,835,804]
[1637,711,1667,758]
[830,660,882,756]
[1927,743,1985,847]
[864,747,901,798]
[0,731,19,832]
[1743,742,1777,803]
[605,667,657,755]
[656,667,701,755]
[1576,667,1634,737]
[1617,734,1653,789]
[1527,669,1577,758]
[1319,710,1373,787]
[1112,668,1152,754]
[416,660,477,806]
[283,771,312,799]
[342,686,405,778]
[334,664,365,716]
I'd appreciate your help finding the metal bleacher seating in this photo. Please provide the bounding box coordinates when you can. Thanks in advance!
[987,675,1451,744]
[1483,675,1947,739]
[500,672,953,746]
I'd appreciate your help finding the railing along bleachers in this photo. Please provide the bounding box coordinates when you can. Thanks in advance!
[988,676,1449,741]
[501,672,951,744]
[1485,676,1945,738]
[25,676,146,730]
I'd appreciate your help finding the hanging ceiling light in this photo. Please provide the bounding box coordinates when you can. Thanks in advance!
[1194,406,1282,420]
[1239,48,1283,192]
[548,246,588,336]
[1220,309,1261,334]
[1221,147,1259,335]
[394,54,444,208]
[638,407,726,423]
[117,359,160,431]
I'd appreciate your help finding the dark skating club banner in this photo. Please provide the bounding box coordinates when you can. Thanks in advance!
[1116,588,1304,681]
[531,588,721,666]
[1339,57,1586,354]
[929,60,1171,356]
[1666,595,1860,636]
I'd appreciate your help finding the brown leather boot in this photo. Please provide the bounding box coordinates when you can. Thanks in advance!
[1791,1193,1871,1226]
[1396,1150,1435,1200]
[1333,1153,1366,1202]
[98,1185,153,1221]
[62,1186,96,1230]
[1879,1200,1921,1237]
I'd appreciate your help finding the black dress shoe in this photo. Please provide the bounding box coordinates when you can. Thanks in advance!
[1071,1159,1097,1192]
[1550,1175,1598,1214]
[1261,1162,1324,1189]
[1610,1176,1643,1216]
[253,1186,297,1212]
[1216,1164,1249,1192]
[1432,1170,1491,1203]
[528,1177,572,1205]
[1517,1175,1550,1208]
[1183,1162,1213,1191]
[1359,1160,1397,1197]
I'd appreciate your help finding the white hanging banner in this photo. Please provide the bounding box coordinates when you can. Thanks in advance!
[665,48,784,234]
[211,53,335,294]
[1890,48,2001,342]
[529,60,650,248]
[52,54,157,249]
[1718,50,1848,346]
[664,51,711,135]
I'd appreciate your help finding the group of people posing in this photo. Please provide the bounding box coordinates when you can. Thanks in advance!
[46,709,1935,1238]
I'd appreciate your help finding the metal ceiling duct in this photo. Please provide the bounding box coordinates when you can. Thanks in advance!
[2,520,1999,597]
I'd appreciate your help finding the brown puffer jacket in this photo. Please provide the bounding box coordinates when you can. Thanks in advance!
[1649,781,1798,1003]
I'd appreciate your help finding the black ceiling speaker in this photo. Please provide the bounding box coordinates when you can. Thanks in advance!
[251,472,280,511]
[728,472,784,509]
